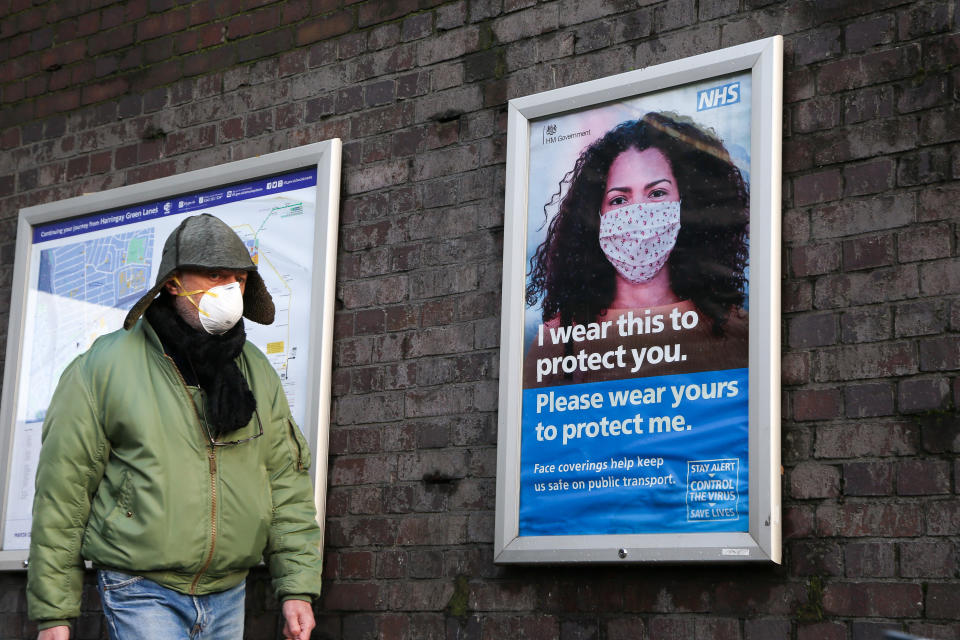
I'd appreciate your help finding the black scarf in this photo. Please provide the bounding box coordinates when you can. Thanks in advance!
[145,294,256,438]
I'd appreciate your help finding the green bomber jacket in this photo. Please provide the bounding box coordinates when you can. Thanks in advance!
[27,318,323,629]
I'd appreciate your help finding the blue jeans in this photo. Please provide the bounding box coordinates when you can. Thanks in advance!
[97,570,245,640]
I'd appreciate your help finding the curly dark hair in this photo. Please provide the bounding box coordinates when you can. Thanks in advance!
[526,112,749,335]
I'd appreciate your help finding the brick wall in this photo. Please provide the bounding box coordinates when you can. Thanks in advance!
[1,0,958,638]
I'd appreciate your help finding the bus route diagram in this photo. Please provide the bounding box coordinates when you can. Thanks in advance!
[3,187,316,550]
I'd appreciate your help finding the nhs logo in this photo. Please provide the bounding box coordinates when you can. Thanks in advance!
[697,81,740,111]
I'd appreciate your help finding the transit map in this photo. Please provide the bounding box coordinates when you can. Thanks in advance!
[3,169,318,549]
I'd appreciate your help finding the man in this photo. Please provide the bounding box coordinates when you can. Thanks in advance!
[27,214,323,639]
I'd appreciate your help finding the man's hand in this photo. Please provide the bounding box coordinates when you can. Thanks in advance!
[282,599,315,640]
[37,626,69,640]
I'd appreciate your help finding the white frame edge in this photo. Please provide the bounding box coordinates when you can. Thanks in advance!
[0,139,342,570]
[495,37,783,564]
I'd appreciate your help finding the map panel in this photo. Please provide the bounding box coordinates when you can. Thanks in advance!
[3,170,319,550]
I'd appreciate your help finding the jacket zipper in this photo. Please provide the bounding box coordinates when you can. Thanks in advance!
[190,448,218,594]
[162,354,219,595]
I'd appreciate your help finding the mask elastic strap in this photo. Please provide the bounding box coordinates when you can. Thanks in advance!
[172,276,214,317]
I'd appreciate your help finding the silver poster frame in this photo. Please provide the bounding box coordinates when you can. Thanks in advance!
[495,37,782,564]
[0,140,341,569]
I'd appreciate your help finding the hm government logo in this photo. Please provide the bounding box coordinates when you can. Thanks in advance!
[542,123,590,145]
[697,80,740,111]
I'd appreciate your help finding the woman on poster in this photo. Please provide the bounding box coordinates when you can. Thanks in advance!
[524,112,750,388]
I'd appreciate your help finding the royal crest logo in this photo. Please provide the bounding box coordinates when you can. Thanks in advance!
[542,123,590,145]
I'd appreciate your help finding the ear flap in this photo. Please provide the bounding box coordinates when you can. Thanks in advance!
[242,270,275,325]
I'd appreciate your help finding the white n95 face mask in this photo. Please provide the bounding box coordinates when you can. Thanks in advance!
[174,278,245,334]
[598,201,681,284]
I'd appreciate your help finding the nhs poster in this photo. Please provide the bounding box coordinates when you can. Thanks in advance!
[519,72,752,536]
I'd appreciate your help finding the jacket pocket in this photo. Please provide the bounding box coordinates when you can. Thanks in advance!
[98,569,145,591]
[285,419,311,472]
[102,469,134,536]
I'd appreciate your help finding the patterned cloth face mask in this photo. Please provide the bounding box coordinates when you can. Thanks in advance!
[598,201,682,284]
[173,276,245,334]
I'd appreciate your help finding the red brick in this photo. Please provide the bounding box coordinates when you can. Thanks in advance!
[793,388,843,422]
[840,307,890,344]
[927,583,960,619]
[921,106,960,146]
[917,183,960,223]
[921,259,960,296]
[784,505,816,539]
[844,158,894,197]
[898,377,950,413]
[321,583,384,611]
[898,147,950,186]
[898,224,953,262]
[164,125,215,156]
[844,541,895,577]
[897,459,951,495]
[843,461,893,496]
[898,74,951,114]
[838,83,892,122]
[789,313,837,348]
[297,11,353,45]
[794,169,842,207]
[782,352,810,386]
[25,75,48,98]
[899,2,950,38]
[823,582,922,617]
[816,502,922,537]
[80,77,129,105]
[842,234,894,271]
[66,156,89,180]
[89,151,112,174]
[220,117,243,141]
[789,540,843,577]
[88,24,134,54]
[35,90,81,117]
[137,10,188,41]
[845,13,895,51]
[815,118,917,166]
[792,95,840,133]
[811,193,914,240]
[894,300,949,338]
[816,421,917,458]
[124,159,176,184]
[817,46,920,94]
[339,551,375,579]
[899,540,956,578]
[276,52,306,79]
[844,383,894,418]
[919,335,960,371]
[114,143,138,169]
[791,243,839,277]
[798,622,846,640]
[813,341,917,382]
[790,462,841,499]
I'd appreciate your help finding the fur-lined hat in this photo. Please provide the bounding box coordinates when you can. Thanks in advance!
[123,214,275,330]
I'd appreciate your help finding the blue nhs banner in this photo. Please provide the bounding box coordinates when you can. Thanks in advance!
[697,81,741,111]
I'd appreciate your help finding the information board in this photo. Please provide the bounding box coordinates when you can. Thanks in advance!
[0,141,341,566]
[496,38,782,563]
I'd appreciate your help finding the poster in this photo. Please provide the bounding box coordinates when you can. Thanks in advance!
[495,37,782,563]
[518,73,752,536]
[2,169,320,550]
